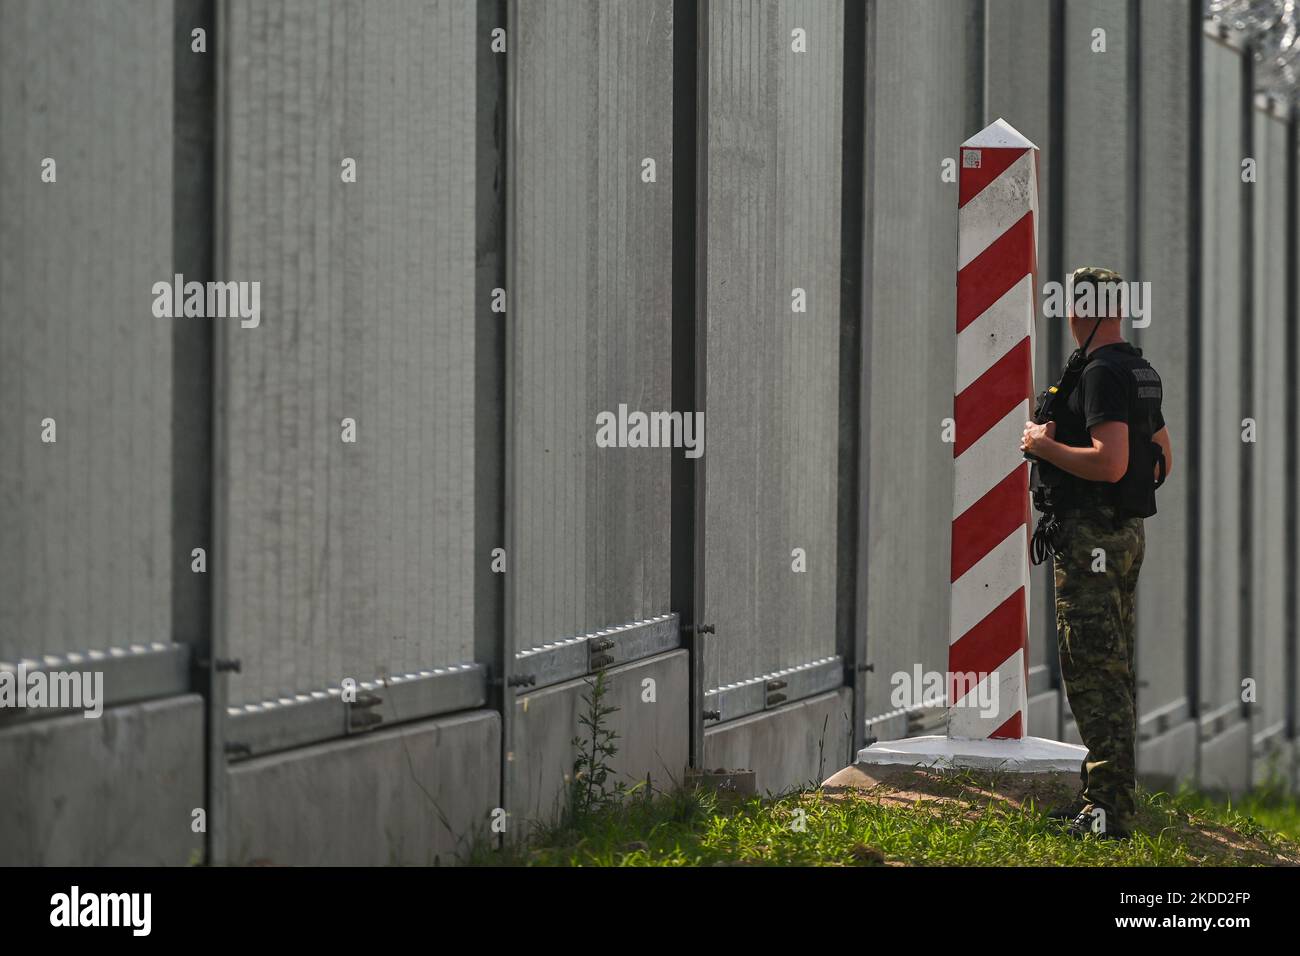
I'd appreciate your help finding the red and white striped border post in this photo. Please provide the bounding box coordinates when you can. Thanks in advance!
[949,119,1039,741]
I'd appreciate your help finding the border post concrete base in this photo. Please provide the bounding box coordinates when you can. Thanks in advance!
[851,733,1087,774]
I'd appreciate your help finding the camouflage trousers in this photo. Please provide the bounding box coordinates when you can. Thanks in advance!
[1052,505,1145,833]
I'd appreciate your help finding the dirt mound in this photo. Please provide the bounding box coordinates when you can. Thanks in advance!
[821,763,1300,865]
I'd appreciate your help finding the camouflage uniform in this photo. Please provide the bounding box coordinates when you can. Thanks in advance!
[1052,502,1145,834]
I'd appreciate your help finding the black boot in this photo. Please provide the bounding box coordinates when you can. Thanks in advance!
[1045,799,1086,820]
[1044,785,1087,820]
[1065,804,1129,840]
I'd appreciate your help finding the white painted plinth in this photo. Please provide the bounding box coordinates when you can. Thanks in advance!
[854,734,1087,773]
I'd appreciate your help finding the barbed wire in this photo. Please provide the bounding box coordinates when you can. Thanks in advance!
[1207,0,1300,101]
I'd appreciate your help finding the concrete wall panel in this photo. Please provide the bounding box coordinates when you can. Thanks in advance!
[1200,718,1251,795]
[510,0,674,653]
[219,1,478,705]
[0,695,204,865]
[0,1,173,660]
[512,651,688,825]
[705,687,853,794]
[1139,719,1198,789]
[226,708,500,865]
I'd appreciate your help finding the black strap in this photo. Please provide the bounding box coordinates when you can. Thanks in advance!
[1153,444,1166,489]
[1030,514,1059,565]
[1079,315,1104,355]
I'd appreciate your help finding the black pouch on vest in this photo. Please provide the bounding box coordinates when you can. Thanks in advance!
[1114,435,1161,518]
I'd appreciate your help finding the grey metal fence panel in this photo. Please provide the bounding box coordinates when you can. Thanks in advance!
[220,1,477,706]
[1199,37,1244,723]
[1135,0,1192,729]
[0,0,173,661]
[1251,106,1288,749]
[702,0,842,694]
[510,0,673,653]
[984,0,1055,723]
[1294,124,1300,747]
[862,0,975,719]
[1063,0,1130,275]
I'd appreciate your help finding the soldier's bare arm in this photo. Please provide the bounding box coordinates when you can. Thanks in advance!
[1153,425,1173,481]
[1021,419,1129,483]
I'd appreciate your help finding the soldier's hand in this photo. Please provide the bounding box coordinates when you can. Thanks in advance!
[1021,420,1055,455]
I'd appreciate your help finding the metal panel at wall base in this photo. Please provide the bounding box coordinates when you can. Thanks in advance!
[1199,721,1251,795]
[1061,716,1083,747]
[1028,688,1060,741]
[705,687,852,794]
[0,695,203,866]
[512,651,688,826]
[1067,711,1200,790]
[1251,735,1292,789]
[225,709,500,866]
[1138,719,1197,790]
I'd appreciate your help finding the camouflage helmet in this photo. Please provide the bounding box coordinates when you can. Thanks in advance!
[1069,265,1125,319]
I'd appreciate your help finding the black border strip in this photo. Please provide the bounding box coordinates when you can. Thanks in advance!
[475,0,509,834]
[1285,104,1298,742]
[856,0,879,744]
[1126,0,1141,327]
[836,0,867,759]
[1238,42,1254,726]
[671,0,705,768]
[1047,0,1066,734]
[172,0,217,863]
[1186,0,1203,728]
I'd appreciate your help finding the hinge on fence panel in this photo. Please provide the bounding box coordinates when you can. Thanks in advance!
[685,623,716,636]
[347,691,383,732]
[856,663,874,674]
[588,636,616,673]
[702,709,721,721]
[765,678,788,710]
[199,657,242,673]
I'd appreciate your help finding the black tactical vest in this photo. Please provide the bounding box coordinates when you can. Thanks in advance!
[1054,342,1165,518]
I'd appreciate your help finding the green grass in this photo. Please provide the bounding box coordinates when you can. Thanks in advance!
[1174,779,1300,843]
[476,768,1300,867]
